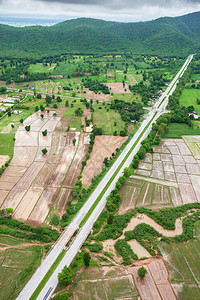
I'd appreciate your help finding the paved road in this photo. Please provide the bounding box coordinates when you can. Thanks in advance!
[16,54,193,300]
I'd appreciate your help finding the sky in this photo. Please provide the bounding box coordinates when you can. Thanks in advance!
[0,0,200,23]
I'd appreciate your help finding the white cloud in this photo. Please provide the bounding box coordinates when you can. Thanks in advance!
[0,0,200,22]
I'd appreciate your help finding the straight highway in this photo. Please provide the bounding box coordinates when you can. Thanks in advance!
[17,54,193,300]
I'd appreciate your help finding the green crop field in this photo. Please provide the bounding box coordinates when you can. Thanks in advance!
[164,123,200,139]
[28,63,56,74]
[110,92,142,103]
[63,99,85,131]
[0,236,43,300]
[191,74,200,81]
[0,133,15,156]
[179,89,200,115]
[93,103,125,135]
[52,60,83,76]
[71,267,139,300]
[159,221,200,300]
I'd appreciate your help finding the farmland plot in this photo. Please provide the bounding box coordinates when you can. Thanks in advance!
[81,135,126,187]
[120,137,200,212]
[159,221,200,299]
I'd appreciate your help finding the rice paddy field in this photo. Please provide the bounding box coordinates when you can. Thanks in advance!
[119,137,200,214]
[0,235,43,300]
[71,266,139,300]
[159,221,200,300]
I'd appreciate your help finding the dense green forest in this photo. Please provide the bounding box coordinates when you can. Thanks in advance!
[0,11,200,58]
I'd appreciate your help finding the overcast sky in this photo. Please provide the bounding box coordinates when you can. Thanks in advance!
[0,0,200,22]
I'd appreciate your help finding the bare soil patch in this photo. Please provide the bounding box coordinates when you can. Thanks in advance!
[172,155,184,165]
[11,147,37,167]
[127,240,151,259]
[63,133,89,187]
[54,188,72,217]
[105,82,130,94]
[123,214,183,237]
[135,169,151,177]
[151,170,164,180]
[81,135,126,187]
[13,187,44,222]
[85,89,110,101]
[27,187,59,226]
[179,183,197,204]
[138,162,152,171]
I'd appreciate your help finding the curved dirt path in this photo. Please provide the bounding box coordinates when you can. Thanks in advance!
[122,213,183,237]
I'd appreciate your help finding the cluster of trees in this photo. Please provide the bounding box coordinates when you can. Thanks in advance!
[168,67,193,126]
[129,71,165,105]
[106,169,129,212]
[137,203,200,230]
[75,107,84,116]
[83,78,110,94]
[0,208,13,216]
[125,223,162,256]
[94,210,136,241]
[0,158,10,177]
[0,59,49,83]
[0,216,59,242]
[110,99,143,124]
[85,242,103,253]
[92,204,200,265]
[56,250,91,299]
[0,87,6,94]
[114,239,138,265]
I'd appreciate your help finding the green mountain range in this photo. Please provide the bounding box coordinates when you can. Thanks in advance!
[0,11,200,58]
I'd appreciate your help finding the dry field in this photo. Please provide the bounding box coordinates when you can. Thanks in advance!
[0,111,61,221]
[81,135,127,187]
[0,109,90,225]
[128,259,176,300]
[119,137,200,214]
[105,82,131,94]
[85,89,110,101]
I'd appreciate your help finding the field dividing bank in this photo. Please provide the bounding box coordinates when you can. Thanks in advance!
[17,55,193,300]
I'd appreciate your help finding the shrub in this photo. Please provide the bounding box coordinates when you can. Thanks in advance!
[25,125,30,131]
[138,266,147,278]
[114,239,138,265]
[42,148,48,155]
[42,129,47,136]
[50,214,59,226]
[85,242,103,253]
[58,266,73,285]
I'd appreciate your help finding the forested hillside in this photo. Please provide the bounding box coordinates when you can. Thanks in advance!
[0,11,200,58]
